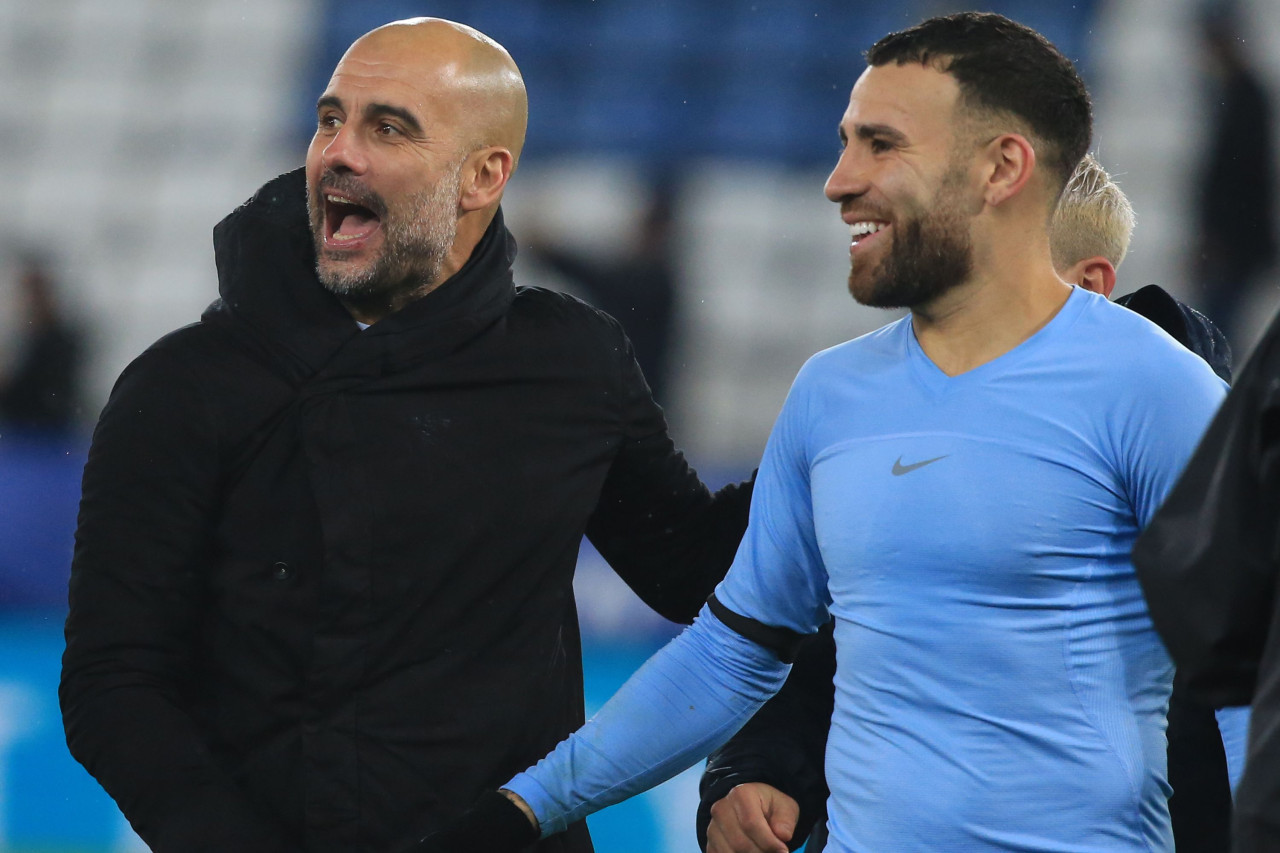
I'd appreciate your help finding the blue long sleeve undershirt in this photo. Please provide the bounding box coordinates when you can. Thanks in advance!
[504,605,791,837]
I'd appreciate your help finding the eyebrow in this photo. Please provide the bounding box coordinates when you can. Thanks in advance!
[316,95,425,136]
[852,124,909,146]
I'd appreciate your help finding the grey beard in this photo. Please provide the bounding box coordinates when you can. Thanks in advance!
[314,165,462,301]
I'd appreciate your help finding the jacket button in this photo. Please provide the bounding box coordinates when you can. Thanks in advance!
[271,561,292,581]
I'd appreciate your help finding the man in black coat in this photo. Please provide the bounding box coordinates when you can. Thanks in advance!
[59,19,751,853]
[1134,284,1280,851]
[697,155,1243,853]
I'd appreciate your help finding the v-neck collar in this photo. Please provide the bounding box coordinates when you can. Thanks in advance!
[905,285,1090,396]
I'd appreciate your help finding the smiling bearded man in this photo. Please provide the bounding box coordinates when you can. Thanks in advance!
[415,13,1230,853]
[845,158,974,310]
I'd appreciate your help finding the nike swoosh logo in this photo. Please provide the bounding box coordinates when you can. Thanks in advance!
[891,454,949,476]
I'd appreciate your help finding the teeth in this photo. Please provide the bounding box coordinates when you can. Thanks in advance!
[327,194,357,206]
[850,221,887,237]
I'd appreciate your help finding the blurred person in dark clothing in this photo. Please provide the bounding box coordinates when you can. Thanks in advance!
[528,187,679,404]
[59,18,753,853]
[1134,303,1280,852]
[697,154,1245,853]
[1193,3,1277,345]
[0,257,84,432]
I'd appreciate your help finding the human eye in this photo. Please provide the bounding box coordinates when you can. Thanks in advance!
[317,113,342,132]
[376,121,401,137]
[869,136,892,154]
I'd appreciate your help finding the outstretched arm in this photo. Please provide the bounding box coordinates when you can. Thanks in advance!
[404,604,798,852]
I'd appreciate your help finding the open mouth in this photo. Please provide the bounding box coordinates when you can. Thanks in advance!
[322,190,383,249]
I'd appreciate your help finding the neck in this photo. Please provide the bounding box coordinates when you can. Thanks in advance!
[909,237,1071,376]
[340,279,439,325]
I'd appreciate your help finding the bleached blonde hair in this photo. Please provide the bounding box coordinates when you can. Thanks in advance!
[1049,153,1135,271]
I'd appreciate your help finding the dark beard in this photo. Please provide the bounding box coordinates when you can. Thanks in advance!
[849,174,973,310]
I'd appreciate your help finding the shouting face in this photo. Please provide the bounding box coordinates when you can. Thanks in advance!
[304,27,471,308]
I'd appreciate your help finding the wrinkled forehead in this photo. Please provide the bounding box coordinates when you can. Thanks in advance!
[328,34,450,95]
[322,37,469,126]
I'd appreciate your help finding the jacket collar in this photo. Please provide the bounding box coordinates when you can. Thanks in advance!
[205,168,517,385]
[1115,284,1233,383]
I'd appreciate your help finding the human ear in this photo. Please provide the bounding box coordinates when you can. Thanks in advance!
[1076,257,1117,298]
[1059,255,1116,297]
[982,133,1036,208]
[460,147,514,212]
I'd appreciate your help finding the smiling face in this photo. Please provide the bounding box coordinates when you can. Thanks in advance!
[305,26,476,307]
[824,62,980,309]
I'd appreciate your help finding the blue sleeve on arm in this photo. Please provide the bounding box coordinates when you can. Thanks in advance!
[504,605,792,837]
[1215,705,1251,795]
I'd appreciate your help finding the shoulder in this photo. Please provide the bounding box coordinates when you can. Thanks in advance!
[770,317,908,430]
[1081,293,1225,395]
[794,316,909,388]
[102,318,273,432]
[510,285,632,351]
[803,315,908,371]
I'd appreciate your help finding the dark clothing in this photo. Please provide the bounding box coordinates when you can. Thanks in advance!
[1116,285,1233,383]
[533,246,676,405]
[699,285,1236,853]
[1198,67,1277,278]
[60,169,751,853]
[0,322,82,430]
[1196,65,1277,337]
[1135,306,1280,851]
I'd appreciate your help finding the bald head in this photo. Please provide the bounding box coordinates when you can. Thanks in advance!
[306,18,529,322]
[340,17,528,166]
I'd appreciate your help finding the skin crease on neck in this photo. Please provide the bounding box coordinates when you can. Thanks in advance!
[826,62,1074,377]
[306,18,528,325]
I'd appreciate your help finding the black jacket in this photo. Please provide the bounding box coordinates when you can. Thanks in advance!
[60,170,751,853]
[1135,303,1280,851]
[698,285,1235,853]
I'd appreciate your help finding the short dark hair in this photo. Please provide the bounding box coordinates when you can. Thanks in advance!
[866,12,1091,195]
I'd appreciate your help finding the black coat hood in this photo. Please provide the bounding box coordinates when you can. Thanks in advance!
[204,167,517,385]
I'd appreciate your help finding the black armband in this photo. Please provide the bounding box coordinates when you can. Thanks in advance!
[708,593,809,663]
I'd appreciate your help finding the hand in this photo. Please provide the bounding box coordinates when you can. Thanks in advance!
[705,782,798,853]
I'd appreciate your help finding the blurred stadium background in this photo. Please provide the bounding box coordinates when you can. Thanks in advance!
[0,0,1278,850]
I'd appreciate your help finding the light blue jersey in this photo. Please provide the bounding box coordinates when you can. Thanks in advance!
[716,286,1227,851]
[507,287,1229,852]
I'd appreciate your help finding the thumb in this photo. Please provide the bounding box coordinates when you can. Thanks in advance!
[766,794,800,843]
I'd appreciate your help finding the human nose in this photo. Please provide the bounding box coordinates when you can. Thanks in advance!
[824,147,870,204]
[321,123,369,175]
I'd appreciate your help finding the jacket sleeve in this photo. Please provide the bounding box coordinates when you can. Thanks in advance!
[1133,312,1280,707]
[59,346,293,852]
[585,327,754,624]
[696,620,835,852]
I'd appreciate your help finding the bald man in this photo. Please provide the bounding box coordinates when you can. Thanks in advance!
[60,19,752,853]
